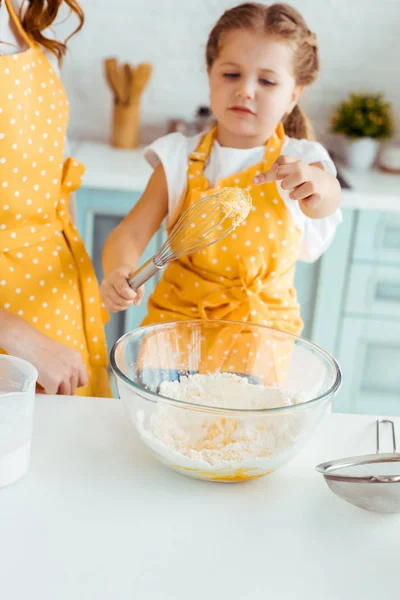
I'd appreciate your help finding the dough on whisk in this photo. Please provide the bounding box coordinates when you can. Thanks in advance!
[217,187,252,226]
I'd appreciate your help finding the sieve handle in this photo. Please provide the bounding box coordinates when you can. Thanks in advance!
[376,419,396,454]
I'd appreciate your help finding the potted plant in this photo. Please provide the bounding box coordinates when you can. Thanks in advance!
[330,93,394,171]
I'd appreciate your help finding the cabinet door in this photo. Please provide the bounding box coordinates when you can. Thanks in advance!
[76,188,163,351]
[345,263,400,317]
[76,188,142,259]
[335,317,400,416]
[283,209,355,349]
[353,211,400,263]
[295,209,355,354]
[294,261,317,340]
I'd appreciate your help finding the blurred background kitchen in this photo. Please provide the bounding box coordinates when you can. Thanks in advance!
[58,0,399,147]
[55,0,400,415]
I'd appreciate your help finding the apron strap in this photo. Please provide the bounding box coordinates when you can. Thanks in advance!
[4,0,36,49]
[262,122,285,162]
[188,126,217,164]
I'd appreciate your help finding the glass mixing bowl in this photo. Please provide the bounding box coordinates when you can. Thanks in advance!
[111,320,341,482]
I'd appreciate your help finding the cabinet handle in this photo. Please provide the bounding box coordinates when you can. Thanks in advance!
[376,216,400,253]
[374,280,400,303]
[375,215,387,253]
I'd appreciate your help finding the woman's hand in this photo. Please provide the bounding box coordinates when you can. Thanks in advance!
[28,336,88,395]
[0,310,88,395]
[253,155,341,218]
[100,265,145,313]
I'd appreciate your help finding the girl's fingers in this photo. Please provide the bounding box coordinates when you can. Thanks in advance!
[280,170,307,191]
[299,194,323,210]
[114,279,136,301]
[253,157,302,184]
[107,287,134,311]
[133,286,145,306]
[289,181,318,201]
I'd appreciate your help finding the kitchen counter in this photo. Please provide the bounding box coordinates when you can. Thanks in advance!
[72,140,400,212]
[73,140,153,192]
[339,164,400,212]
[1,395,399,600]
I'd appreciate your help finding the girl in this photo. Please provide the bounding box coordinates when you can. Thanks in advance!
[101,3,341,355]
[0,0,111,396]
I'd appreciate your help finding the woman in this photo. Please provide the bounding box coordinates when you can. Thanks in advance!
[0,0,111,397]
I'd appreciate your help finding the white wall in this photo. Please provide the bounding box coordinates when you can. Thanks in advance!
[56,0,400,146]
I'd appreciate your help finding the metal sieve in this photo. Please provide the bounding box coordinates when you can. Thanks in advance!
[316,419,400,513]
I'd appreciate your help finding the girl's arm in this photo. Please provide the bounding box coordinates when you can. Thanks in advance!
[101,164,169,313]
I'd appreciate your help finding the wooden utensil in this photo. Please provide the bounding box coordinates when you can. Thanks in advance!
[104,58,125,105]
[130,63,152,103]
[104,58,152,149]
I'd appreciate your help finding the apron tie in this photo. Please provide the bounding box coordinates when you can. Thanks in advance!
[0,159,85,253]
[58,158,109,366]
[198,251,274,324]
[60,157,85,194]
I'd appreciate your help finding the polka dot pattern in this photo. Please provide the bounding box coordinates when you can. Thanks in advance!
[144,122,303,375]
[0,20,110,397]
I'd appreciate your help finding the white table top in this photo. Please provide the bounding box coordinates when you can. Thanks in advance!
[72,140,400,213]
[1,395,399,600]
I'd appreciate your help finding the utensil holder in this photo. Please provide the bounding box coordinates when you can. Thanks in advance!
[112,102,140,149]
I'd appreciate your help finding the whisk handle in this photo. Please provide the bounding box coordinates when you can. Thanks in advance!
[128,257,162,290]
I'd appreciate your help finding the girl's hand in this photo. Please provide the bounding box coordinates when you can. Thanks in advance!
[253,155,332,211]
[100,265,145,313]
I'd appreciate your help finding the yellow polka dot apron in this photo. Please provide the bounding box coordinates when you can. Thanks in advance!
[141,124,303,385]
[0,0,111,397]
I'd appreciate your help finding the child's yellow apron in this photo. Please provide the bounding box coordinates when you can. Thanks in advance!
[141,124,303,384]
[0,0,110,396]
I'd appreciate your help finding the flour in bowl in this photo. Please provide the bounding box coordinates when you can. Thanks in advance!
[136,373,307,475]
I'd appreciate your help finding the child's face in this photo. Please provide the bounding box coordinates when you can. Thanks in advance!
[208,29,303,147]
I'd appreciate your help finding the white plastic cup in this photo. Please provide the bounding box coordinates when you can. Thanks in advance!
[0,355,38,488]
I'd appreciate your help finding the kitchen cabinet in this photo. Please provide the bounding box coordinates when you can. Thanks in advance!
[76,187,163,352]
[335,316,400,415]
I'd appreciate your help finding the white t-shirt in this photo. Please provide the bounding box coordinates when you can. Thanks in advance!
[145,132,342,263]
